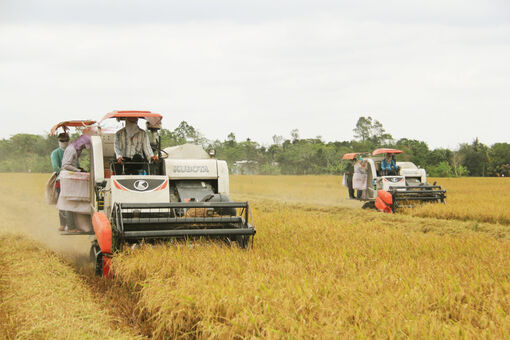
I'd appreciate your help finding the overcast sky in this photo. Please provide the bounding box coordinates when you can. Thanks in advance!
[1,0,509,149]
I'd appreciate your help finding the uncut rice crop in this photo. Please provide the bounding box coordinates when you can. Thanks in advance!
[402,177,510,225]
[111,201,510,339]
[231,175,510,225]
[230,175,359,207]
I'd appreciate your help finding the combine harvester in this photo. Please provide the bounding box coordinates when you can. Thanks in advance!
[344,148,446,213]
[58,111,255,276]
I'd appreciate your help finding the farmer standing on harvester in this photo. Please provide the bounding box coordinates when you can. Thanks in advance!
[50,132,71,232]
[344,158,356,199]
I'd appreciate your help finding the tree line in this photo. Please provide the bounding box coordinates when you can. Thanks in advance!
[0,117,509,177]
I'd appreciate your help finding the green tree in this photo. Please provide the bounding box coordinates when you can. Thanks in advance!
[160,121,206,148]
[290,129,300,143]
[458,138,489,176]
[227,133,236,147]
[353,116,393,147]
[426,161,454,177]
[396,138,430,167]
[489,143,510,176]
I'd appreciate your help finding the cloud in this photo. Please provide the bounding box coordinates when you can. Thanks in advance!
[0,1,509,148]
[1,0,509,26]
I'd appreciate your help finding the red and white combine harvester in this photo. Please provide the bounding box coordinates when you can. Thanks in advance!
[344,148,446,213]
[53,111,255,276]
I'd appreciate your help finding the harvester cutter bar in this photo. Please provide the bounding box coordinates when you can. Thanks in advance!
[123,228,256,239]
[389,185,446,203]
[112,201,255,247]
[122,216,244,224]
[119,202,250,209]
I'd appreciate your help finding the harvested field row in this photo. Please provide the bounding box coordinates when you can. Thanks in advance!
[0,233,138,339]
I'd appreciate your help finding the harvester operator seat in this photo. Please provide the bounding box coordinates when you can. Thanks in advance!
[110,155,151,176]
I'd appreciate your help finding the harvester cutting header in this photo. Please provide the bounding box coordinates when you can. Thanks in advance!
[343,148,446,213]
[51,110,255,276]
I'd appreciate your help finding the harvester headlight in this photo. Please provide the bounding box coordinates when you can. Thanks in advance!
[209,149,216,158]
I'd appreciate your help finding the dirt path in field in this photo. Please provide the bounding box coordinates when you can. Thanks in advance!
[231,193,365,209]
[0,174,91,260]
[0,174,148,338]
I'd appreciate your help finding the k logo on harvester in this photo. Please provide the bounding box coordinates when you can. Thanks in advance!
[114,179,167,192]
[134,180,149,191]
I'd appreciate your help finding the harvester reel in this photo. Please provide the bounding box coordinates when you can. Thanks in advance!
[235,235,250,248]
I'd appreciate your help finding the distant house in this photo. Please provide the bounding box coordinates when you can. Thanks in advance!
[232,160,258,175]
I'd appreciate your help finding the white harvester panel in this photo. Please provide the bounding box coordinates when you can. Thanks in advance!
[165,159,219,180]
[380,176,406,191]
[217,160,229,194]
[110,175,170,204]
[398,164,427,184]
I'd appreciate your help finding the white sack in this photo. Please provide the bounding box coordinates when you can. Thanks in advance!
[57,195,91,214]
[60,171,90,201]
[352,173,367,190]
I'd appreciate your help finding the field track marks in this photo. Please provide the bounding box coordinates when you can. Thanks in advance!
[247,198,510,240]
[83,273,153,339]
[0,174,90,257]
[0,233,140,339]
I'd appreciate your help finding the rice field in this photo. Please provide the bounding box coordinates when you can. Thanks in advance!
[1,173,509,339]
[402,177,510,225]
[0,234,138,339]
[231,175,510,225]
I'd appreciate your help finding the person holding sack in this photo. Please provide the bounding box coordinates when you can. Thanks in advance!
[353,157,368,200]
[48,132,70,231]
[59,134,91,232]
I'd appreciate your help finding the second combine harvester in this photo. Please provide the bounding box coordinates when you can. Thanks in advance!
[344,148,446,213]
[66,111,255,276]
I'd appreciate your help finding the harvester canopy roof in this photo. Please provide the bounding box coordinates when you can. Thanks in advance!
[50,120,96,136]
[372,148,403,156]
[100,110,163,127]
[342,153,362,160]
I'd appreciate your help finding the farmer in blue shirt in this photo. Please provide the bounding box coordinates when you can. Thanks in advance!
[381,153,399,175]
[50,133,69,175]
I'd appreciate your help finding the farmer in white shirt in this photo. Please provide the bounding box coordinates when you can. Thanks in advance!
[114,117,159,174]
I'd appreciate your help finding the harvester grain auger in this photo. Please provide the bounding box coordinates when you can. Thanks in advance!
[56,111,255,277]
[344,148,446,213]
